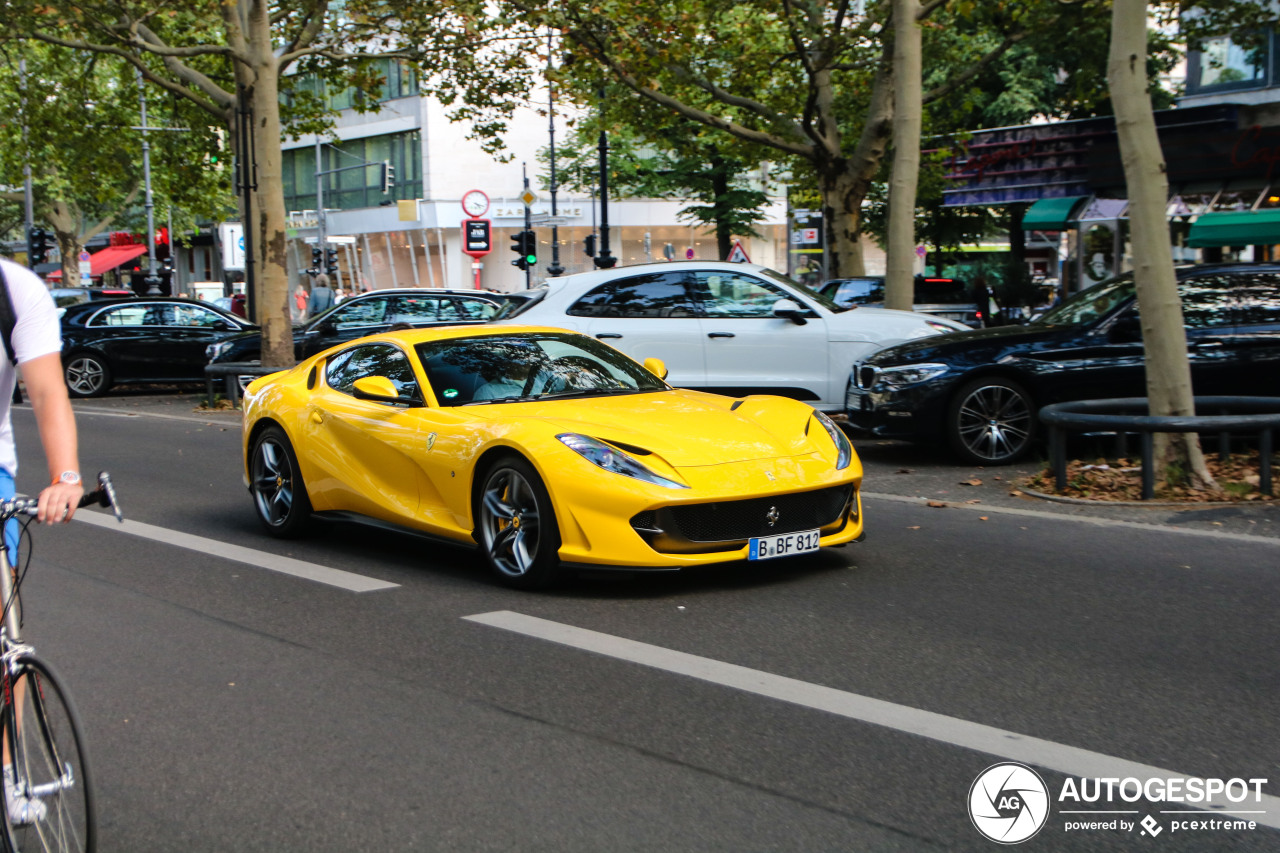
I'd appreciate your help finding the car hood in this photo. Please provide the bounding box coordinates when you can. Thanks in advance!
[466,390,821,466]
[824,306,964,342]
[867,321,1069,364]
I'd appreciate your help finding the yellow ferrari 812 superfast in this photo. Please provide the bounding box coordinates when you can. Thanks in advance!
[242,326,863,589]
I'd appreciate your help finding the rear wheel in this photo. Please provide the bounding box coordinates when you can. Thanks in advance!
[63,354,110,398]
[946,377,1037,465]
[1,654,94,853]
[475,457,563,590]
[249,425,312,537]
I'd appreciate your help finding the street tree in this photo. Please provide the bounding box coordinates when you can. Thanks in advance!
[885,0,922,311]
[6,1,533,366]
[0,43,229,286]
[526,0,1079,300]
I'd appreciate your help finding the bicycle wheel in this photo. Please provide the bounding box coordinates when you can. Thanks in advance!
[1,655,94,853]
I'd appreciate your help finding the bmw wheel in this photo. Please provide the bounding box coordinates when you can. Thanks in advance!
[476,457,563,590]
[249,425,312,537]
[64,352,111,398]
[947,377,1037,465]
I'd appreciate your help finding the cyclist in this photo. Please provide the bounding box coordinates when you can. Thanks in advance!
[0,256,85,825]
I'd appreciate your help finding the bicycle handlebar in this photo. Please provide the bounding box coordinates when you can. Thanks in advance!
[0,472,123,523]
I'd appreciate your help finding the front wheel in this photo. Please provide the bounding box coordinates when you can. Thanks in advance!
[475,457,563,590]
[63,354,110,398]
[946,377,1037,465]
[249,425,312,537]
[1,655,95,853]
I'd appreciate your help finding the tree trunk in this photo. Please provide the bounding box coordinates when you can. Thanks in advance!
[242,6,294,368]
[1107,0,1216,491]
[885,0,922,312]
[710,156,733,261]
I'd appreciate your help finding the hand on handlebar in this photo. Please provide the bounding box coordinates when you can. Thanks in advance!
[37,481,85,525]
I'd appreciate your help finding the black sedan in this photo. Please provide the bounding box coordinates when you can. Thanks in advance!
[206,288,500,364]
[845,264,1280,464]
[61,298,255,397]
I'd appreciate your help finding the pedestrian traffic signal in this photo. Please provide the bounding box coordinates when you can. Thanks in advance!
[325,248,339,276]
[583,233,596,259]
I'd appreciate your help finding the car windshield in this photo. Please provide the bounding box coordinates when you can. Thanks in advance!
[756,268,847,312]
[490,288,546,321]
[415,332,668,406]
[1036,274,1135,326]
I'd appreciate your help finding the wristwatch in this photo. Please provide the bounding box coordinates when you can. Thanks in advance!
[56,471,82,486]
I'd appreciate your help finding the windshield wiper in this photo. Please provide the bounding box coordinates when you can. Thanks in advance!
[537,388,651,401]
[460,395,541,406]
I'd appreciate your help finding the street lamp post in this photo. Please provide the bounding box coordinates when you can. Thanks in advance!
[546,34,564,277]
[595,111,616,269]
[137,70,163,296]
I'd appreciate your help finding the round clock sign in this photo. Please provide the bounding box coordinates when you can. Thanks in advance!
[461,189,490,218]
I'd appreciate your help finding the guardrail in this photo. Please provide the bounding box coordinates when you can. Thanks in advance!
[1039,397,1280,500]
[203,362,281,408]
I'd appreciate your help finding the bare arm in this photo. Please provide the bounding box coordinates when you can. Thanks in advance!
[19,353,83,524]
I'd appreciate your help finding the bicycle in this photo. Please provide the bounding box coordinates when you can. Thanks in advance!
[0,473,121,853]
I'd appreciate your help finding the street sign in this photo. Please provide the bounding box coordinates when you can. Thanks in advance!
[462,218,492,258]
[685,247,695,260]
[916,245,928,258]
[219,222,245,270]
[519,188,538,207]
[726,240,751,263]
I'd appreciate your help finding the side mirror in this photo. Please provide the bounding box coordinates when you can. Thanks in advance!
[772,298,808,325]
[352,376,419,406]
[1108,313,1142,343]
[642,357,669,381]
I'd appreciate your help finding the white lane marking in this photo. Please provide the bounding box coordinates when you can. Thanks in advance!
[74,510,398,593]
[465,610,1280,828]
[863,491,1280,548]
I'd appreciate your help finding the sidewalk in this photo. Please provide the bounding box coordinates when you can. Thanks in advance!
[61,388,1280,542]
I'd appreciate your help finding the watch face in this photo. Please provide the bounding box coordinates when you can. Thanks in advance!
[462,191,488,217]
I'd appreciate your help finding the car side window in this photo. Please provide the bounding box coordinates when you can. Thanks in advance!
[89,304,162,327]
[833,278,885,305]
[327,297,389,330]
[1231,272,1280,328]
[567,273,698,318]
[1176,276,1237,329]
[172,305,229,327]
[325,343,420,400]
[694,272,805,318]
[452,298,498,320]
[386,295,440,325]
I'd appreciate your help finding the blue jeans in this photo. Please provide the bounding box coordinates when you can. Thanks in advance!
[0,470,17,567]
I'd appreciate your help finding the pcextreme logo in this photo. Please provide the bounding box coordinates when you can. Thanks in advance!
[968,763,1050,844]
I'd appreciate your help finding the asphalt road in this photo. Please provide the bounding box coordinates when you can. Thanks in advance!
[6,391,1279,851]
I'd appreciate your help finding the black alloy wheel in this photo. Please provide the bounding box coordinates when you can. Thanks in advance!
[475,456,563,590]
[249,425,312,537]
[947,377,1037,465]
[63,353,111,398]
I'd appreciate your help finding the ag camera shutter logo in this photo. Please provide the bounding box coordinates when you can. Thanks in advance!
[969,762,1050,844]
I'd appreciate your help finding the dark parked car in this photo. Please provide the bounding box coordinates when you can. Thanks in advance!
[206,288,500,364]
[845,264,1280,465]
[50,287,136,308]
[819,275,983,328]
[61,298,255,397]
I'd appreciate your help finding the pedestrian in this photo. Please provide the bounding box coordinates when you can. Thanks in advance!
[308,273,334,317]
[293,283,309,322]
[0,257,85,826]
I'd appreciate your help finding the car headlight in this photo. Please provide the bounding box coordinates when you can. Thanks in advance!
[557,434,689,489]
[812,411,853,470]
[207,341,233,361]
[874,362,949,389]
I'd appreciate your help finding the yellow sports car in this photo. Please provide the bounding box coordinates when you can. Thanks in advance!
[242,325,863,588]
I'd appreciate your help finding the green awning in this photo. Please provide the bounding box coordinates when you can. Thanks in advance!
[1187,209,1280,247]
[1021,196,1089,231]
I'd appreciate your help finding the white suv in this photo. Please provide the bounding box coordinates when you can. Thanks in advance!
[495,261,965,411]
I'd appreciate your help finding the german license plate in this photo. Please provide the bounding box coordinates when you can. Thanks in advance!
[748,529,821,560]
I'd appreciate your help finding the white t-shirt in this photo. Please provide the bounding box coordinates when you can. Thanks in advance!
[0,258,63,477]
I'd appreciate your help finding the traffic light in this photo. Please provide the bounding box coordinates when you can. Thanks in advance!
[510,230,530,271]
[310,245,323,275]
[381,161,396,193]
[28,227,54,266]
[583,233,596,259]
[325,248,339,276]
[521,230,537,266]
